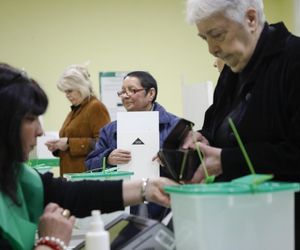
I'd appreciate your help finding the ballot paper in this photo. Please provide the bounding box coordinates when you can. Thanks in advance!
[117,111,159,180]
[35,131,59,158]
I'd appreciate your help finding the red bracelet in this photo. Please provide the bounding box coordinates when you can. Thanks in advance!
[35,236,67,250]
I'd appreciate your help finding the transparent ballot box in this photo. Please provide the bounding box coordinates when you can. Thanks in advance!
[165,181,300,250]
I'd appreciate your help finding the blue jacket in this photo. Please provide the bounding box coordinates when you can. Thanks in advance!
[85,102,179,172]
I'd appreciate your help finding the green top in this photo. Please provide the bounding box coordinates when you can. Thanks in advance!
[0,164,44,250]
[164,182,300,195]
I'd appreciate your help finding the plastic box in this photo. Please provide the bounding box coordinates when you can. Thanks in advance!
[165,182,300,250]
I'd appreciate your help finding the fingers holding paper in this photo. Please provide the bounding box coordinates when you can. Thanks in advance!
[108,148,131,165]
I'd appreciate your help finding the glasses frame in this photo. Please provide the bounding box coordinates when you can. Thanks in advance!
[117,88,146,97]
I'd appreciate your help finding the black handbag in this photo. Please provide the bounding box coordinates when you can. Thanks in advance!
[158,119,200,181]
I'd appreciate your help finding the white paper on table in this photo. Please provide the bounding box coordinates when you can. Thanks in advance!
[117,111,159,180]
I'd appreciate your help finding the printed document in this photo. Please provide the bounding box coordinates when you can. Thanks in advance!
[117,111,159,179]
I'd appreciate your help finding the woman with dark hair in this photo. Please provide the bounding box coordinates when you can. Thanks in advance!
[0,63,175,250]
[85,71,180,220]
[86,71,178,172]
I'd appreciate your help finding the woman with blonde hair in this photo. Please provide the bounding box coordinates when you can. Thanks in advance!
[46,63,110,176]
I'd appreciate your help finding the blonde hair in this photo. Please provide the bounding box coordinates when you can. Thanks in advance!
[57,62,94,99]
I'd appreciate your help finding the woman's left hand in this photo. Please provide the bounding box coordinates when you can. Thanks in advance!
[38,203,76,246]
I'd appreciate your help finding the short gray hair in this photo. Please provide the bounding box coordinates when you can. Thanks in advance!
[186,0,265,26]
[57,62,94,99]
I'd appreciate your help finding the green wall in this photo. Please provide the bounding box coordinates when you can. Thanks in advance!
[0,0,294,131]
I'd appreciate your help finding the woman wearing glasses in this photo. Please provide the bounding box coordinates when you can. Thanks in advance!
[85,71,179,220]
[45,63,111,176]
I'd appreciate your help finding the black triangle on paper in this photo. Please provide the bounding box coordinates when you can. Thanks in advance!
[132,138,144,145]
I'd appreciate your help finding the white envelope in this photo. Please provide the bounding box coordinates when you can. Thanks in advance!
[117,111,159,180]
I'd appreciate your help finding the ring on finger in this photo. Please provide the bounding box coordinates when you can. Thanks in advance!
[62,209,71,218]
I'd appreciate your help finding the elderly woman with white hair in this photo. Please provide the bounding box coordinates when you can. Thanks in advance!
[183,0,300,247]
[46,63,110,176]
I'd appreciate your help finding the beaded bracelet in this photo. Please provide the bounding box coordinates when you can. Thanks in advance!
[35,236,67,250]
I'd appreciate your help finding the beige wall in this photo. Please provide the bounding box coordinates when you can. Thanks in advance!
[264,0,294,30]
[0,0,294,131]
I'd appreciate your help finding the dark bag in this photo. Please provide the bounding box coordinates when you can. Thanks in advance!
[158,119,200,181]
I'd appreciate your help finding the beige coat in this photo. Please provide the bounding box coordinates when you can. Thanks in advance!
[59,96,110,176]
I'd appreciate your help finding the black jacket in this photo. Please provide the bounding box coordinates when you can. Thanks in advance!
[42,172,124,217]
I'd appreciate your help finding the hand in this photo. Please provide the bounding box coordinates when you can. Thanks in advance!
[122,178,177,207]
[45,140,57,152]
[190,142,222,183]
[107,149,131,165]
[38,203,76,246]
[45,138,68,152]
[145,177,177,207]
[181,131,209,150]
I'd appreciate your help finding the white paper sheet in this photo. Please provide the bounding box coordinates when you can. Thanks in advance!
[36,131,59,158]
[117,111,159,179]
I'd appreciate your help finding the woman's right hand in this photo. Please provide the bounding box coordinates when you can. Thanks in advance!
[37,203,76,247]
[107,149,131,165]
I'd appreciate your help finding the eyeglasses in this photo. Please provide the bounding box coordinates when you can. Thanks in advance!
[117,88,146,97]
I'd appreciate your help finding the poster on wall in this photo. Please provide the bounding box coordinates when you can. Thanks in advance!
[99,71,127,121]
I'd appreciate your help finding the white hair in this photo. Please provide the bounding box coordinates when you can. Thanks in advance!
[57,62,94,99]
[186,0,265,26]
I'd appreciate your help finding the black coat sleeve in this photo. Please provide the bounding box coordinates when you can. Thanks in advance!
[41,172,124,218]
